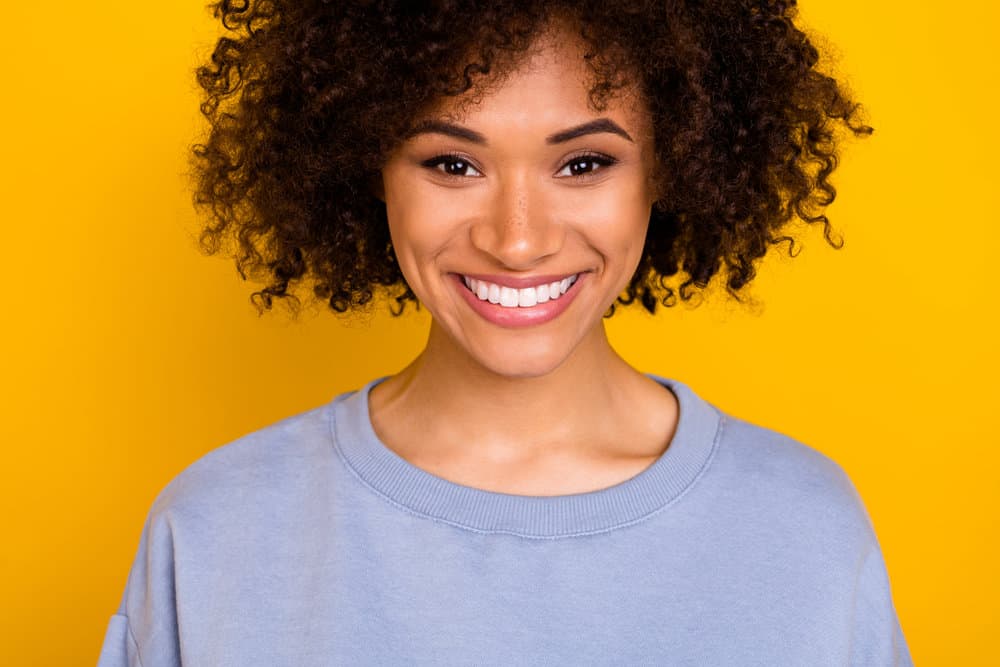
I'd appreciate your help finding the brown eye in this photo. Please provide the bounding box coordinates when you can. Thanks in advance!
[556,153,618,178]
[422,154,483,178]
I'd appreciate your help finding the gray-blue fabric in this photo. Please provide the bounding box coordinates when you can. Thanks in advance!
[98,374,913,666]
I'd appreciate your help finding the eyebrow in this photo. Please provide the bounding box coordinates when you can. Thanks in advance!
[403,117,634,146]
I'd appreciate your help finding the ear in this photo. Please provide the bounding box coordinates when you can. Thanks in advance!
[370,172,386,202]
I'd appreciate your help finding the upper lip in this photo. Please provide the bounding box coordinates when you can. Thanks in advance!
[456,272,582,289]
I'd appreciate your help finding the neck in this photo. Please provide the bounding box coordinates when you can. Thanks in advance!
[369,319,655,464]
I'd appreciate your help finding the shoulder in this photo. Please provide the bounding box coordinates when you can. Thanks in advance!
[718,412,857,495]
[146,399,335,522]
[709,410,878,547]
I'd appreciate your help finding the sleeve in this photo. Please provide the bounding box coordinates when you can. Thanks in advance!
[849,545,914,666]
[96,609,142,667]
[96,507,182,667]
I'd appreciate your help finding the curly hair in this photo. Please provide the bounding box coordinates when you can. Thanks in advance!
[192,0,871,317]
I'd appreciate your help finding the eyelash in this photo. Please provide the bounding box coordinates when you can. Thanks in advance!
[421,151,619,181]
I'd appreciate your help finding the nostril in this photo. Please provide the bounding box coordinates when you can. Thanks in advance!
[469,219,565,271]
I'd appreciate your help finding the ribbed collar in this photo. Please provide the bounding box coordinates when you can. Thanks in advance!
[329,374,722,539]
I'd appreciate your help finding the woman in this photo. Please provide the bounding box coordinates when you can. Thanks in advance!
[99,1,912,664]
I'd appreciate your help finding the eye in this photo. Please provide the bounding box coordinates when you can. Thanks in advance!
[422,153,483,178]
[556,152,618,178]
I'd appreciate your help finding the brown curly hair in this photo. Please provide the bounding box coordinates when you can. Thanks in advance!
[192,0,871,317]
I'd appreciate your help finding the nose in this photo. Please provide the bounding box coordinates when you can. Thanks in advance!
[468,173,564,270]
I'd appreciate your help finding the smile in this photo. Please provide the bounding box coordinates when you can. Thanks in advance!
[462,274,579,308]
[450,271,587,329]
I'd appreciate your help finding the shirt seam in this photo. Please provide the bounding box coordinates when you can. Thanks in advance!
[123,612,146,667]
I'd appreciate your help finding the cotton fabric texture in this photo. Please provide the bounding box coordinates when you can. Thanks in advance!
[98,374,912,666]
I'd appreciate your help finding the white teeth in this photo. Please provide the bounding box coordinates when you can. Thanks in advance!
[499,286,518,307]
[463,274,579,308]
[517,288,537,307]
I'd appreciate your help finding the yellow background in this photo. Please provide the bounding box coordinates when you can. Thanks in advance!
[1,2,996,664]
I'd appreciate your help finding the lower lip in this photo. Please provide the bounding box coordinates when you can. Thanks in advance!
[451,272,588,328]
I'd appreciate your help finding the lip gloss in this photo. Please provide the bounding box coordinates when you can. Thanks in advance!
[451,272,587,328]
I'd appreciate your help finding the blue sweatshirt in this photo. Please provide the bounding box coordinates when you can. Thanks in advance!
[98,374,912,666]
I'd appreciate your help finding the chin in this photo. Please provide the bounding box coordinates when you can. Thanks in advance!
[463,332,581,380]
[479,357,564,380]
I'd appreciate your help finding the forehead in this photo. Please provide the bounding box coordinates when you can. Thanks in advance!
[414,25,651,138]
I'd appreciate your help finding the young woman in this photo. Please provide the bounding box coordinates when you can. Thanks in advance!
[99,1,912,664]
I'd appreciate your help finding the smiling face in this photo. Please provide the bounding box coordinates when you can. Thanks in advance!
[379,24,659,379]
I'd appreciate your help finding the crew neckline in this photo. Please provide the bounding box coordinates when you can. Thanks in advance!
[329,373,723,538]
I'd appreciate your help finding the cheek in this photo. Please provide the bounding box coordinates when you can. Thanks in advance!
[383,181,461,288]
[573,185,652,262]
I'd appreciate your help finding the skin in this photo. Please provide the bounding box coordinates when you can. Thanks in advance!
[369,22,679,496]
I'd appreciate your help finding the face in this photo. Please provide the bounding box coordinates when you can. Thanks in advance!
[378,25,659,379]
